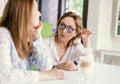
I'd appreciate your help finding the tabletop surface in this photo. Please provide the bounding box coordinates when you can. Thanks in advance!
[28,63,120,84]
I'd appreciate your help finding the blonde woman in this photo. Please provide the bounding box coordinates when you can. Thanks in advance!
[29,12,94,71]
[0,0,64,83]
[44,12,94,71]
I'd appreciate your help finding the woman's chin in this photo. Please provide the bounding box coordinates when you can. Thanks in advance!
[33,22,41,30]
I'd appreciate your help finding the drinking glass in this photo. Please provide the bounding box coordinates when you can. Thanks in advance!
[78,57,93,84]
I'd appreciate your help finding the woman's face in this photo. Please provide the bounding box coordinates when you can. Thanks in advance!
[57,17,77,43]
[32,0,41,27]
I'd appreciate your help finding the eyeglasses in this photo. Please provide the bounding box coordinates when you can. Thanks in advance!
[59,23,76,33]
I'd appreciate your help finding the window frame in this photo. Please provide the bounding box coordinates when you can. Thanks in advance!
[58,0,89,28]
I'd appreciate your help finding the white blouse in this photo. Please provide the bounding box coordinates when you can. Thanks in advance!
[0,28,45,83]
[44,36,93,67]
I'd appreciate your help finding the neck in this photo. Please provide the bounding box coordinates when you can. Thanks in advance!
[55,37,67,48]
[55,36,67,61]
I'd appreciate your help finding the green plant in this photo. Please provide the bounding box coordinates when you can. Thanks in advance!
[30,65,36,71]
[41,22,53,38]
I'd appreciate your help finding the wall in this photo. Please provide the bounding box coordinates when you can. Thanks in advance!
[112,0,120,49]
[0,0,58,29]
[97,0,113,50]
[0,0,7,16]
[87,0,100,51]
[41,0,59,29]
[87,0,120,58]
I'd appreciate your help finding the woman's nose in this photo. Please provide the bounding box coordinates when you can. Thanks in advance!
[62,27,68,33]
[38,11,41,17]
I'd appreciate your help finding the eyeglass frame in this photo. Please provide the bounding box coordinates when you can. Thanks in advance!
[58,22,76,33]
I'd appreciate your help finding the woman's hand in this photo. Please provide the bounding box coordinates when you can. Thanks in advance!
[39,68,65,80]
[31,22,42,41]
[54,61,78,71]
[81,28,92,48]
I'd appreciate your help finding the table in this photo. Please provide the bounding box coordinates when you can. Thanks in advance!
[100,49,120,63]
[90,63,120,84]
[31,63,120,84]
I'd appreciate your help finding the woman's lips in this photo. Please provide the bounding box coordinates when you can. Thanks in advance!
[60,34,65,37]
[33,22,41,30]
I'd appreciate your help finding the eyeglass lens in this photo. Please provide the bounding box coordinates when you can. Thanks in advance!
[59,23,75,33]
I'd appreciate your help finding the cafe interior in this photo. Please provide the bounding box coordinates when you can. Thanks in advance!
[0,0,120,84]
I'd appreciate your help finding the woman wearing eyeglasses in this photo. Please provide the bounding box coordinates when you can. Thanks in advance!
[29,12,94,71]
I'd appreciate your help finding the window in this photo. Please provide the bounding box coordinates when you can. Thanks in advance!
[58,0,89,28]
[116,7,120,35]
[65,0,83,17]
[0,0,7,17]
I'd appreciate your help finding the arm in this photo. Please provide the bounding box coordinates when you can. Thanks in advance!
[76,42,95,68]
[81,28,94,66]
[52,61,78,71]
[74,28,94,66]
[81,28,92,48]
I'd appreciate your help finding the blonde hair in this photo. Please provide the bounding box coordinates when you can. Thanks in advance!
[0,0,34,59]
[55,11,83,46]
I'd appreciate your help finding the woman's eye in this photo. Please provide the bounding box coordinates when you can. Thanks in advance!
[61,23,65,27]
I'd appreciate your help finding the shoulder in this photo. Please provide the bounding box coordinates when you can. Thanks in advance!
[0,27,9,34]
[43,36,54,44]
[0,27,11,39]
[43,36,56,49]
[0,27,12,49]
